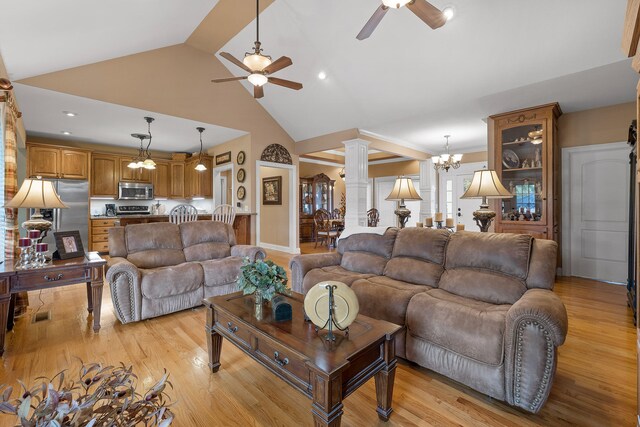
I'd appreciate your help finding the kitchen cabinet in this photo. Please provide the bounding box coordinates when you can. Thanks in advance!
[170,162,185,199]
[119,158,151,183]
[27,143,89,180]
[90,218,118,252]
[151,161,170,198]
[91,154,119,197]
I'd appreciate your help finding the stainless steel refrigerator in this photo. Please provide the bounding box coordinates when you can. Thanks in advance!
[35,180,89,253]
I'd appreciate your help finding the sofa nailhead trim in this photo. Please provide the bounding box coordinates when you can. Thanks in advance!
[112,271,135,323]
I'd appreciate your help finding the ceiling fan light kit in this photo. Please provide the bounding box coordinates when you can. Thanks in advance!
[357,0,448,40]
[382,0,411,8]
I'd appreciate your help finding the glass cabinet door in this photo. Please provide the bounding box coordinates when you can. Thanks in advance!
[301,182,313,215]
[315,182,328,211]
[499,122,547,224]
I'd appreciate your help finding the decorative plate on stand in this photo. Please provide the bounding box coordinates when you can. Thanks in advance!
[304,281,359,330]
[502,149,520,169]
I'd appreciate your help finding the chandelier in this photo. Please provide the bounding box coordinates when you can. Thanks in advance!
[128,117,156,170]
[432,135,462,172]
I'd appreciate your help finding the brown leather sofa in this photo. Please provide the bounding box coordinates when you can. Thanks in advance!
[290,228,568,413]
[106,221,266,324]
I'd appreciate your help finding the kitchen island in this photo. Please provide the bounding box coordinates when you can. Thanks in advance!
[90,213,255,252]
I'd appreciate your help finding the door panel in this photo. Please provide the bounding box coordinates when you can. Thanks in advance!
[438,162,486,231]
[375,178,397,227]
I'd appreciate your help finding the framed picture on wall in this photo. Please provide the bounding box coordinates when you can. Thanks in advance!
[262,176,282,205]
[216,151,231,165]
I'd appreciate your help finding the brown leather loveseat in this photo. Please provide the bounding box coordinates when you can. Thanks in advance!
[290,228,568,413]
[106,221,266,324]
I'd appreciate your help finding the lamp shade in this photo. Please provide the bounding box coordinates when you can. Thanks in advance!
[460,170,512,199]
[386,177,422,201]
[5,178,68,209]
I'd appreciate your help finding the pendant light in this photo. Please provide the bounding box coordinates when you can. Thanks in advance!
[432,135,462,172]
[195,127,207,172]
[142,116,156,170]
[128,133,148,169]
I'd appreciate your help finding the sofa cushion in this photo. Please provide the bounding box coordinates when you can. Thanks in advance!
[125,223,186,269]
[301,266,374,294]
[338,228,398,275]
[445,231,533,280]
[200,257,243,287]
[351,276,430,326]
[407,289,511,366]
[140,262,204,299]
[180,221,234,262]
[438,269,527,305]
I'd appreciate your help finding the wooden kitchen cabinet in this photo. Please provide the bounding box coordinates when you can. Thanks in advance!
[170,162,185,199]
[152,161,170,198]
[119,158,151,183]
[27,143,89,180]
[91,154,119,197]
[185,156,213,198]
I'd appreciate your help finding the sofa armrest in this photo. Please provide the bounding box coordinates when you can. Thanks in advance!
[504,289,568,413]
[231,245,266,262]
[105,257,142,324]
[289,252,342,294]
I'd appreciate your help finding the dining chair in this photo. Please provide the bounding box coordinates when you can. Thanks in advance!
[313,209,338,249]
[169,204,199,224]
[212,204,236,225]
[367,208,380,227]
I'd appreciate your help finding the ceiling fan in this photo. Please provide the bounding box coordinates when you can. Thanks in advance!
[357,0,448,40]
[211,0,302,99]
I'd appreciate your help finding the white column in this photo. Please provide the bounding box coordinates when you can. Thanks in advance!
[343,139,369,228]
[419,159,437,222]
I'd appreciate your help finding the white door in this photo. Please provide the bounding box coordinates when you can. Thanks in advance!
[438,161,486,230]
[564,142,629,283]
[375,177,398,227]
[219,176,228,205]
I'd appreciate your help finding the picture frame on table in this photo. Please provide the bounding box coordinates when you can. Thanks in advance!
[262,176,282,205]
[53,230,85,260]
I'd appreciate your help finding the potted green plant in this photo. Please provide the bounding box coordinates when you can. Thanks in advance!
[237,258,288,319]
[0,361,173,426]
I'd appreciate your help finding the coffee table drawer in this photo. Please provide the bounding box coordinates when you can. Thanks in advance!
[254,335,310,391]
[216,311,251,349]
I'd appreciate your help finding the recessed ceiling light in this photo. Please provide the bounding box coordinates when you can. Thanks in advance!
[63,111,77,117]
[443,7,455,20]
[61,131,72,135]
[318,71,327,80]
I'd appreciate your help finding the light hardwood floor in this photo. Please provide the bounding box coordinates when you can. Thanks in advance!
[0,247,635,426]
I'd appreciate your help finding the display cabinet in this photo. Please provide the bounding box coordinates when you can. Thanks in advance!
[490,103,561,241]
[299,173,335,242]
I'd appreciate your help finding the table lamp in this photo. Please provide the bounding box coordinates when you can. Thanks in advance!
[5,177,68,235]
[385,176,422,228]
[460,169,512,232]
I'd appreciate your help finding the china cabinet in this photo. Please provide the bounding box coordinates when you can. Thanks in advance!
[299,173,335,242]
[489,103,561,241]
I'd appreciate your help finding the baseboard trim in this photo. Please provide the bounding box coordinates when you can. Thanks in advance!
[258,241,300,255]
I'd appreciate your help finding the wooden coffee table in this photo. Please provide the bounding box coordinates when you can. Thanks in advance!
[204,291,401,426]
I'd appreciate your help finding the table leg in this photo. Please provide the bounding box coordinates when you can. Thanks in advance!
[206,308,222,373]
[311,371,343,427]
[375,334,397,421]
[0,295,9,357]
[86,282,93,313]
[90,266,103,332]
[6,294,15,331]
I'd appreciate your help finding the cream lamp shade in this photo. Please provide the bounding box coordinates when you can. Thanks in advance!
[460,170,511,232]
[5,178,68,209]
[385,176,421,229]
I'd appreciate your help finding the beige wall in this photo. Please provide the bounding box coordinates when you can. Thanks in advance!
[369,160,419,178]
[259,166,290,247]
[558,102,635,148]
[299,162,345,210]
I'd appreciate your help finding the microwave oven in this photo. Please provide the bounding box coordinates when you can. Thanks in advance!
[118,182,154,200]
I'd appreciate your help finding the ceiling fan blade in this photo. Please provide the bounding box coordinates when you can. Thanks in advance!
[356,5,388,40]
[268,77,303,90]
[263,56,293,74]
[219,52,252,72]
[254,85,264,99]
[407,0,446,29]
[211,76,248,83]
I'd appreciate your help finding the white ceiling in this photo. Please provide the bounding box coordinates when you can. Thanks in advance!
[219,0,636,152]
[0,0,218,80]
[13,83,247,152]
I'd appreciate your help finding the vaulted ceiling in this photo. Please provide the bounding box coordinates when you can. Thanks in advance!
[0,0,635,154]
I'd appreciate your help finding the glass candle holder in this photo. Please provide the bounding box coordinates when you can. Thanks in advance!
[35,243,49,267]
[28,229,41,239]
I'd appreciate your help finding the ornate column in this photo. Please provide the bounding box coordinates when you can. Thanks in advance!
[419,159,437,222]
[343,139,369,228]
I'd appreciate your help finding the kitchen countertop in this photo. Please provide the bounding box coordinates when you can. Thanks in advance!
[91,212,257,220]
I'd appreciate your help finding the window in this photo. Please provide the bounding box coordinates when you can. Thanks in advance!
[445,179,453,219]
[515,183,536,213]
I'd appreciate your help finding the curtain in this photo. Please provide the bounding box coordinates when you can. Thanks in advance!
[4,94,17,263]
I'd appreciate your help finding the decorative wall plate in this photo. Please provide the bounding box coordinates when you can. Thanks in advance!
[502,149,520,169]
[237,185,246,200]
[237,168,246,183]
[304,281,359,330]
[237,151,246,165]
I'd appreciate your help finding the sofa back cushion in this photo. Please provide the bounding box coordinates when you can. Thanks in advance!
[384,227,449,286]
[180,221,235,262]
[338,228,398,275]
[125,223,186,269]
[439,232,533,304]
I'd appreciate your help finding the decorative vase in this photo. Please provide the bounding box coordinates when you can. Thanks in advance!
[254,293,264,320]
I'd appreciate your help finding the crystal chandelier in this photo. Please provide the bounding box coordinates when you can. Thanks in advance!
[128,117,156,170]
[432,135,462,172]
